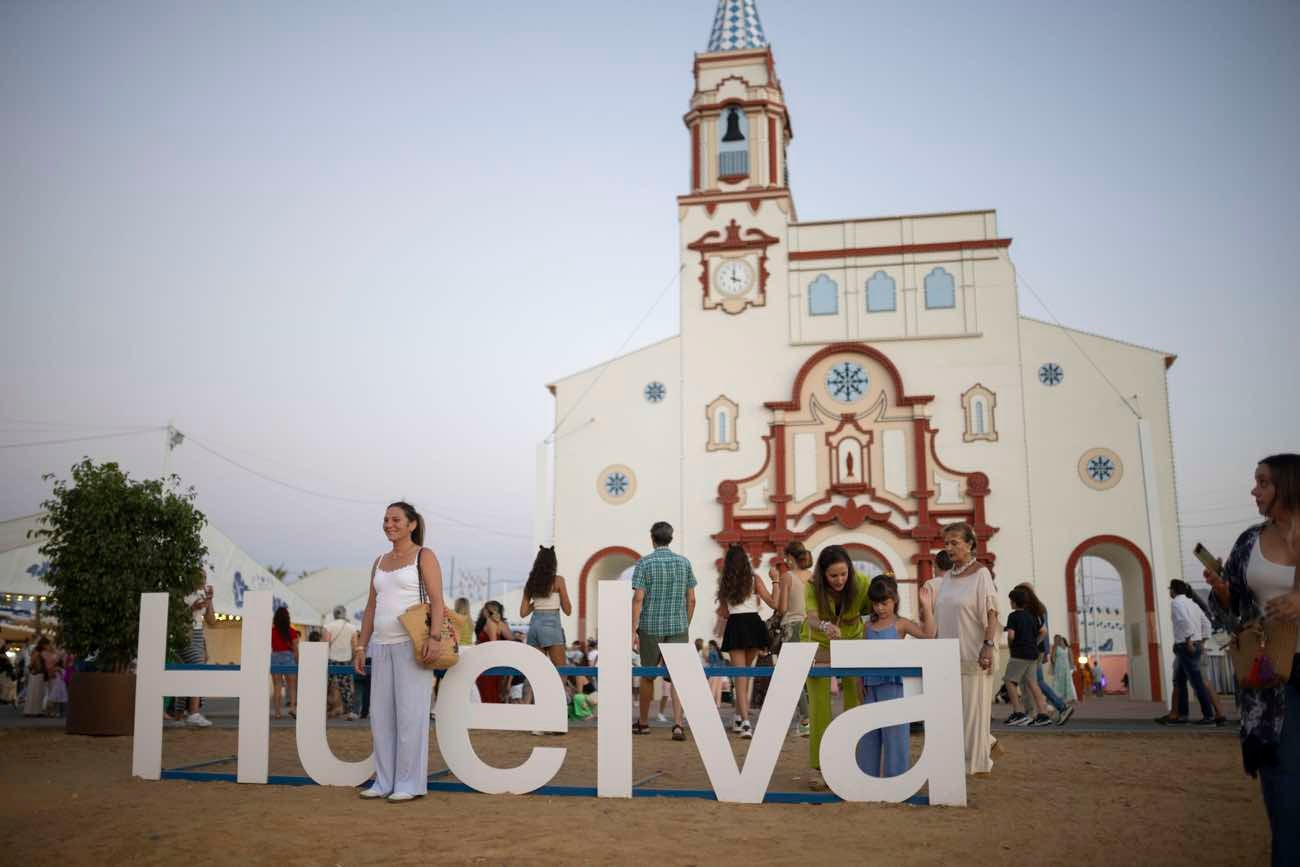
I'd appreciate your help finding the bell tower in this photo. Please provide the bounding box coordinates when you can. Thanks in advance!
[681,0,794,216]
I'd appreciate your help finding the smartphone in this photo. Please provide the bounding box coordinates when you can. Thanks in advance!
[1193,543,1222,578]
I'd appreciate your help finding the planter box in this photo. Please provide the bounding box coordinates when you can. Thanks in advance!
[67,671,136,736]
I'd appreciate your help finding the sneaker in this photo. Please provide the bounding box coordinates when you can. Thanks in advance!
[731,717,745,733]
[387,792,420,802]
[671,725,686,742]
[1029,714,1054,727]
[1055,705,1076,726]
[797,722,811,737]
[185,712,213,728]
[656,713,669,724]
[359,787,388,799]
[343,712,359,721]
[739,721,753,739]
[1004,712,1028,726]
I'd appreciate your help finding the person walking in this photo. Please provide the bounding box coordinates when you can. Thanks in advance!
[803,544,871,790]
[355,501,445,802]
[1155,579,1218,726]
[714,544,776,739]
[1013,582,1074,725]
[1158,584,1227,726]
[1002,587,1054,727]
[631,521,697,742]
[1050,635,1078,707]
[929,521,1000,775]
[1204,454,1300,865]
[520,546,573,669]
[325,605,360,720]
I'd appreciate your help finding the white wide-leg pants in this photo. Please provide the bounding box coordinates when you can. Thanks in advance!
[368,641,434,796]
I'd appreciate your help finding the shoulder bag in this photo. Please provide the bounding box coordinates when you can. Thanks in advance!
[1230,565,1298,689]
[396,548,464,670]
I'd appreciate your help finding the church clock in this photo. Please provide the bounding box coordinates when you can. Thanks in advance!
[686,219,779,315]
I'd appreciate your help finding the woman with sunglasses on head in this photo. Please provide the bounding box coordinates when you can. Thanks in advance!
[1203,454,1300,865]
[355,501,445,803]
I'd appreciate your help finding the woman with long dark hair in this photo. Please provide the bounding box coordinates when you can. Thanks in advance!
[714,544,777,739]
[1012,582,1073,725]
[802,544,871,789]
[1204,454,1300,864]
[355,501,446,802]
[269,605,299,719]
[520,546,572,669]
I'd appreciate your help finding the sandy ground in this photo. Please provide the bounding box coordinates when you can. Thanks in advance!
[5,724,1269,866]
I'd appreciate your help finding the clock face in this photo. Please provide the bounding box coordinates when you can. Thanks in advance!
[714,259,755,296]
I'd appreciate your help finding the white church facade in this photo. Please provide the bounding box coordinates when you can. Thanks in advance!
[545,1,1182,703]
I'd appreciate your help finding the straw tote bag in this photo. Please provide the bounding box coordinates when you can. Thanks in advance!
[396,548,464,670]
[1229,563,1298,689]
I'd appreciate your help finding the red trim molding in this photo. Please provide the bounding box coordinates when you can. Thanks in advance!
[1063,535,1161,703]
[767,116,777,186]
[576,546,641,639]
[789,238,1012,262]
[687,219,779,315]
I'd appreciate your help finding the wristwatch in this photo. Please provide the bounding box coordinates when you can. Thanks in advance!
[981,639,994,649]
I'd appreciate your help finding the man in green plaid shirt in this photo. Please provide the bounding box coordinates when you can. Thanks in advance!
[631,521,696,740]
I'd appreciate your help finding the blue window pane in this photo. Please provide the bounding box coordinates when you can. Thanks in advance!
[974,400,985,434]
[717,410,728,444]
[924,267,956,309]
[866,270,896,312]
[808,274,839,316]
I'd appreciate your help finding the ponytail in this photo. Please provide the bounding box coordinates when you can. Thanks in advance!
[388,500,424,547]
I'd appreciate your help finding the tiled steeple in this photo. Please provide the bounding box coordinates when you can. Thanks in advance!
[707,0,768,52]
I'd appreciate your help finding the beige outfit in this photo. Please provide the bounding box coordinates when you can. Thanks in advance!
[930,564,999,775]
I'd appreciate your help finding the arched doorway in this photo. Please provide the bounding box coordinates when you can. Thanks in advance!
[577,546,640,641]
[1064,536,1161,702]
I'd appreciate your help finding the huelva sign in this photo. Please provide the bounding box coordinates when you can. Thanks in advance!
[132,588,967,805]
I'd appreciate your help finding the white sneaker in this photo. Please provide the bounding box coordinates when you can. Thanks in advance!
[185,712,212,728]
[359,787,388,799]
[731,717,744,733]
[387,792,420,802]
[739,721,753,739]
[656,713,669,723]
[343,712,359,721]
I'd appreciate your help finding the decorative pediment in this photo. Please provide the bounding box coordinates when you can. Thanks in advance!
[688,219,779,315]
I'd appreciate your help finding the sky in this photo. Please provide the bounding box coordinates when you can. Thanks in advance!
[2,1,1297,598]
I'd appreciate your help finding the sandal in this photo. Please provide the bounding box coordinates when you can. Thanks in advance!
[632,722,650,735]
[671,724,686,741]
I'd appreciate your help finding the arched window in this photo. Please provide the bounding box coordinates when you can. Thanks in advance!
[706,395,739,451]
[718,106,749,179]
[808,274,839,316]
[961,384,998,442]
[865,270,896,313]
[924,267,956,309]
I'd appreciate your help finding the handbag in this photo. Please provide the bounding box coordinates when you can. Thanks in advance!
[1230,619,1297,689]
[765,611,785,654]
[1230,563,1298,689]
[396,548,464,670]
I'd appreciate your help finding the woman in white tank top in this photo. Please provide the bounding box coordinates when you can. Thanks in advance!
[714,544,777,739]
[1203,454,1299,862]
[520,546,573,670]
[355,501,447,802]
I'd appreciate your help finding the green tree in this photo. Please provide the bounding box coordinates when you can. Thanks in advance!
[33,459,208,672]
[266,563,288,582]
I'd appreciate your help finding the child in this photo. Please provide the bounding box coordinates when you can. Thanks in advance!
[1003,587,1053,726]
[44,650,68,718]
[856,574,935,777]
[570,682,598,721]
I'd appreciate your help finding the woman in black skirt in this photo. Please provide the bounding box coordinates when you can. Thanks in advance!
[715,544,777,738]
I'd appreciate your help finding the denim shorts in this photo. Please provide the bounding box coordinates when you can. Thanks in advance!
[526,610,566,649]
[271,650,295,668]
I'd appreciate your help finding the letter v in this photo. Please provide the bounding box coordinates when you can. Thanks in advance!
[660,642,816,803]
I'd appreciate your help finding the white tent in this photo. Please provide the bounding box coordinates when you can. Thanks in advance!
[0,513,322,626]
[286,567,371,625]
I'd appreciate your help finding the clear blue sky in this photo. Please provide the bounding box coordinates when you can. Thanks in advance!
[2,1,1296,593]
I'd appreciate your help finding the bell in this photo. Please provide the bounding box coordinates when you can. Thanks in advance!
[722,108,744,142]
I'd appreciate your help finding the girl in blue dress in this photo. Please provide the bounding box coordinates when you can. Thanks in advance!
[856,573,936,777]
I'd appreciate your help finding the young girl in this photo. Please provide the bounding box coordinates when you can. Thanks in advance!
[856,574,935,777]
[714,544,777,739]
[1003,587,1053,726]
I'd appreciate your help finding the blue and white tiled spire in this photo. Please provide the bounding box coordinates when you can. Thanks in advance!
[707,0,768,52]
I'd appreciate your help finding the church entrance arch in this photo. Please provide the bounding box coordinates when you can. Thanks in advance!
[577,546,640,641]
[1064,535,1162,702]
